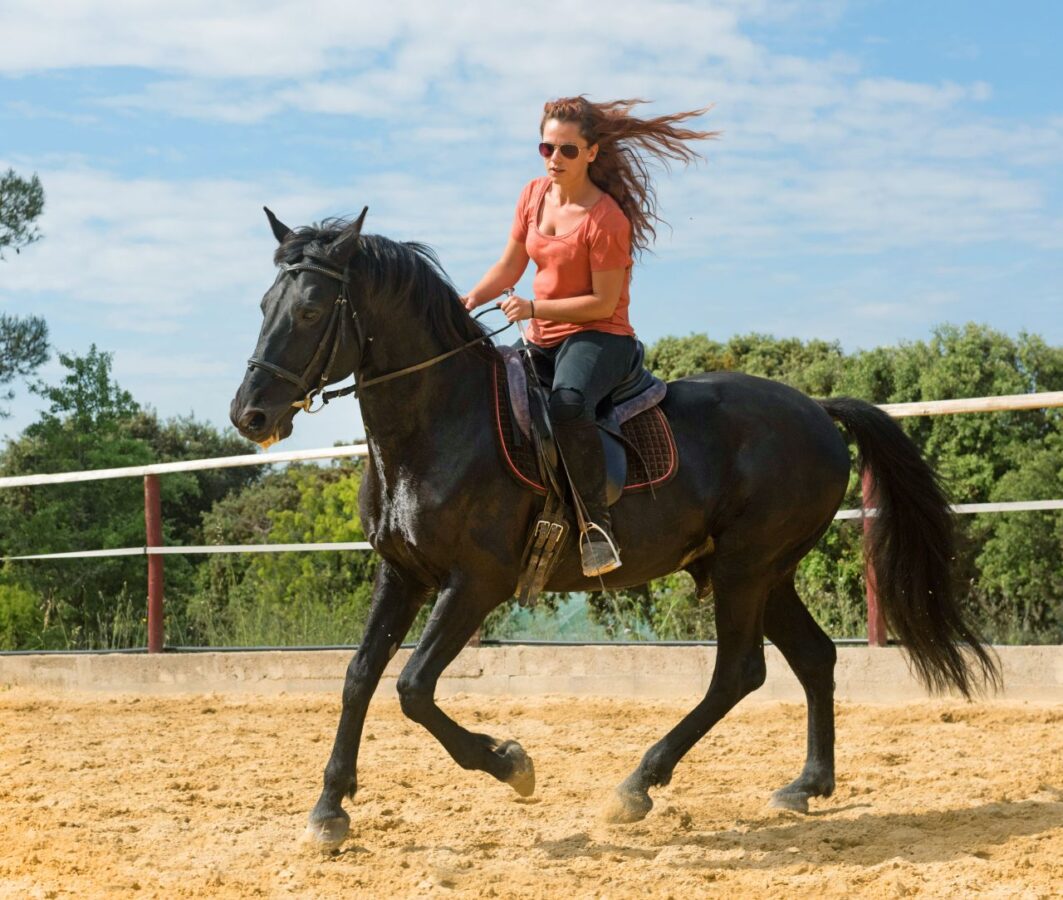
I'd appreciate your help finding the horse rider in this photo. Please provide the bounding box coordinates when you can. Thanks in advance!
[463,95,717,577]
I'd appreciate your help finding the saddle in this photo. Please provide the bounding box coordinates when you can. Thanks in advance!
[493,342,678,604]
[495,343,676,500]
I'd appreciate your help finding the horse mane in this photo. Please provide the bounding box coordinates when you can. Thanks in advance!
[274,218,493,354]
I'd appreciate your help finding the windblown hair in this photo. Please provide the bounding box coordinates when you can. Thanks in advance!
[274,218,490,353]
[541,96,719,257]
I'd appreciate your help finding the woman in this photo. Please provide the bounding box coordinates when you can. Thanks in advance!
[463,96,717,577]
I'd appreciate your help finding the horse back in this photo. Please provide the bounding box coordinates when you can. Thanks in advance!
[659,371,852,531]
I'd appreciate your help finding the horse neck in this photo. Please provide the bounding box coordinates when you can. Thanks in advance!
[351,238,480,380]
[351,253,497,459]
[357,348,495,463]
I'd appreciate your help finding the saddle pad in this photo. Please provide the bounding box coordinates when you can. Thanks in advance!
[493,360,678,495]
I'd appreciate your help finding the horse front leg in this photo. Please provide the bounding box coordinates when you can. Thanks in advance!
[304,561,429,848]
[395,573,535,796]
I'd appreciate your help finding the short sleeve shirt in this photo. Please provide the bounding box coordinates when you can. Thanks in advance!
[510,177,635,347]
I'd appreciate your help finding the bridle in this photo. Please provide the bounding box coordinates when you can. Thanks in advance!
[246,258,513,414]
[246,260,358,414]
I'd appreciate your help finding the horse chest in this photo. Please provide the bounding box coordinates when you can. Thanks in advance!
[360,465,453,554]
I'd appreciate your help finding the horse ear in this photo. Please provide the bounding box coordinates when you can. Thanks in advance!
[264,206,292,244]
[326,206,368,265]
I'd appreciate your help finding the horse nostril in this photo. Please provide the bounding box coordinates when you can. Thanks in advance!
[239,409,267,435]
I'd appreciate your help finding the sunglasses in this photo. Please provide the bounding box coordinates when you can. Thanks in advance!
[538,142,584,160]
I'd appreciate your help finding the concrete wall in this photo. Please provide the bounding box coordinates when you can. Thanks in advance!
[2,645,1061,701]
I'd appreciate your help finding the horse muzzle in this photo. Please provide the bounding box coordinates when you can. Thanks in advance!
[230,396,296,448]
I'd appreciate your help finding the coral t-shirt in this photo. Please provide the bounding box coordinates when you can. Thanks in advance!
[510,176,635,348]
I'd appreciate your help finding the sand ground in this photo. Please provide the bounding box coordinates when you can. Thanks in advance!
[1,688,1061,898]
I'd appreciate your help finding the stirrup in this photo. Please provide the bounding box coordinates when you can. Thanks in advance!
[579,522,622,577]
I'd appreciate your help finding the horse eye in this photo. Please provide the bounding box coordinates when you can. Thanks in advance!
[301,309,321,324]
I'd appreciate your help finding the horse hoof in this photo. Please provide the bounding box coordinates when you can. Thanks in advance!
[301,812,350,851]
[499,740,536,797]
[769,790,810,814]
[601,785,653,824]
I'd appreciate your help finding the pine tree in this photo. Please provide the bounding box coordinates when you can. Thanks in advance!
[0,168,49,417]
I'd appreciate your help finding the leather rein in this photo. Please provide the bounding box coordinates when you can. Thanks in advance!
[247,260,513,414]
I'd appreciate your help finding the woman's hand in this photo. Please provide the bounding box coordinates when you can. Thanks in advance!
[497,292,534,323]
[461,294,486,311]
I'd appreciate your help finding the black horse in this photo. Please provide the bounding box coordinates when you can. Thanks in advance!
[230,210,999,848]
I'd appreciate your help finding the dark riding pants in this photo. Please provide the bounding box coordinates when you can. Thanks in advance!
[523,330,638,425]
[520,330,637,530]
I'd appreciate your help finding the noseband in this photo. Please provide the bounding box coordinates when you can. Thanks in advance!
[246,259,513,414]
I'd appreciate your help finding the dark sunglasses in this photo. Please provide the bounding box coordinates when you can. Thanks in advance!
[538,142,584,160]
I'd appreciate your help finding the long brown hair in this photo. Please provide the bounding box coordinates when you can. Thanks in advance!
[541,96,719,257]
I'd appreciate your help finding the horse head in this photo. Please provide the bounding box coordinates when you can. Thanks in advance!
[230,206,368,447]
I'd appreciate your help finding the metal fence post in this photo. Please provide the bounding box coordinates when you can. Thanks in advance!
[861,468,887,647]
[144,474,165,653]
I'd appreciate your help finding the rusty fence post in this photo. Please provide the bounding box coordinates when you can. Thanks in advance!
[861,468,887,647]
[144,474,165,653]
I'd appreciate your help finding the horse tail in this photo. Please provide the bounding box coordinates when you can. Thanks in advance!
[818,397,1001,698]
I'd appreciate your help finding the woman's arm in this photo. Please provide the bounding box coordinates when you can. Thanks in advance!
[497,268,625,324]
[462,237,530,310]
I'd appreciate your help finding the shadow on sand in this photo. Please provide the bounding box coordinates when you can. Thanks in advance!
[533,793,1063,871]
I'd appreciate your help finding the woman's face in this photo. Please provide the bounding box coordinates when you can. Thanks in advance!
[540,118,598,186]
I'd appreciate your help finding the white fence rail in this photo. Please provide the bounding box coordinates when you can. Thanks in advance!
[5,503,1061,560]
[0,444,370,489]
[3,542,375,561]
[3,390,1060,492]
[1,389,1061,650]
[879,390,1063,418]
[2,393,1062,556]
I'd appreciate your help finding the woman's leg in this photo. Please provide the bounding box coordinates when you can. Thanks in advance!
[548,331,637,575]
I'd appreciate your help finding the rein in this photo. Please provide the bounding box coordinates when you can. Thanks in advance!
[247,260,513,414]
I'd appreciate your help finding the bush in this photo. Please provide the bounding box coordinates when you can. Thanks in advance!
[0,580,45,650]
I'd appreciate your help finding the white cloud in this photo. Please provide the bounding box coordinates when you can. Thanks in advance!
[853,78,986,109]
[0,1,754,79]
[0,1,396,78]
[2,0,1060,444]
[0,166,299,315]
[113,350,230,380]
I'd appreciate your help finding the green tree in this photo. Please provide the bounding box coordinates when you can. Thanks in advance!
[0,314,49,419]
[0,346,264,649]
[0,346,152,647]
[0,581,46,650]
[0,168,44,258]
[976,431,1063,643]
[187,458,377,647]
[595,324,1063,644]
[0,169,49,417]
[646,332,846,395]
[124,409,261,546]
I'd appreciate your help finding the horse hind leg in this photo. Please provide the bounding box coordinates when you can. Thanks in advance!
[603,566,770,824]
[395,573,536,797]
[763,577,837,813]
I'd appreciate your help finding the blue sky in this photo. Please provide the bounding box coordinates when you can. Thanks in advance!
[1,0,1060,453]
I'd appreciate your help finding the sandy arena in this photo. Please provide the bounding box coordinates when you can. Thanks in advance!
[1,688,1061,898]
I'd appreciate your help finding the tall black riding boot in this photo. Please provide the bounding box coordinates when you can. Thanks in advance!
[554,420,622,577]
